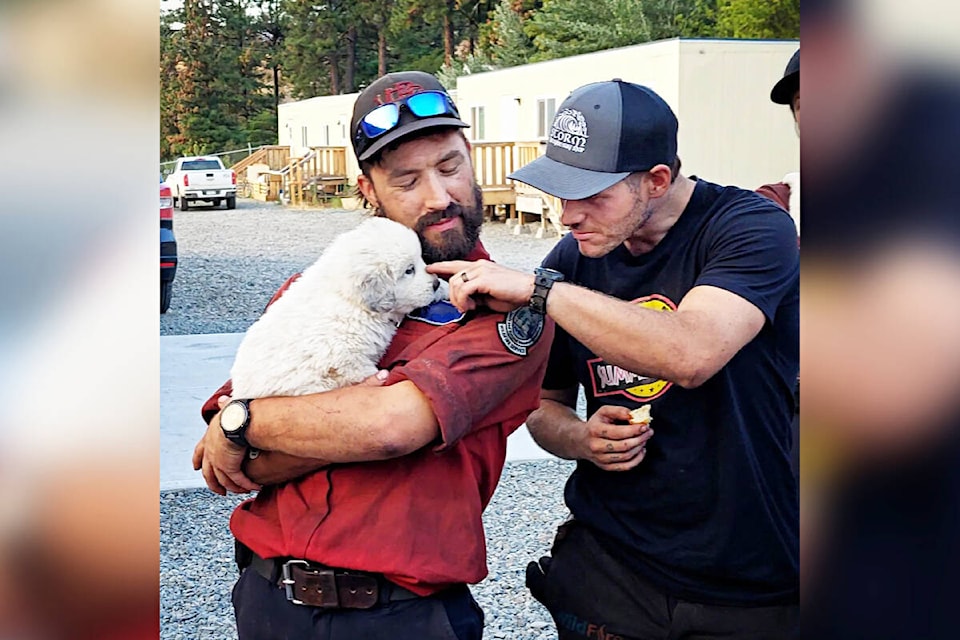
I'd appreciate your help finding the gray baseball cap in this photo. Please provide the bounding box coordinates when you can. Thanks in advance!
[508,79,678,200]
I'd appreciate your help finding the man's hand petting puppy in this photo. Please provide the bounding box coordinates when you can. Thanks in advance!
[428,260,536,313]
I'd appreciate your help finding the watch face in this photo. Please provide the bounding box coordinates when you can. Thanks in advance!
[220,401,247,432]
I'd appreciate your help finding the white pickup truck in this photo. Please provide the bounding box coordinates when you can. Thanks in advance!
[164,156,237,211]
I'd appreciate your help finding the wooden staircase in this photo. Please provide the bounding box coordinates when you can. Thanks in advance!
[284,146,348,207]
[229,145,290,199]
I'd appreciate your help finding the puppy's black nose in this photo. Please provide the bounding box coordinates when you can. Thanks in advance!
[433,278,440,291]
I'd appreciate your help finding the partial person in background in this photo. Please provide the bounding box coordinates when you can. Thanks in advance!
[757,48,800,236]
[758,47,801,481]
[431,79,799,640]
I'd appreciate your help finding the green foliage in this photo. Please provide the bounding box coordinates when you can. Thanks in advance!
[673,0,719,37]
[481,0,534,67]
[436,50,498,90]
[715,0,799,39]
[160,0,797,162]
[526,0,651,61]
[161,0,276,161]
[644,0,711,39]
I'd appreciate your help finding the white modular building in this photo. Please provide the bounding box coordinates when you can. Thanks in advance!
[278,37,799,199]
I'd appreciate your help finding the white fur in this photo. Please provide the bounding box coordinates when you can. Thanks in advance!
[783,171,800,236]
[229,217,438,398]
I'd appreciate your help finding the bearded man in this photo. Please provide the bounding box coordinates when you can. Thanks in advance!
[191,71,554,640]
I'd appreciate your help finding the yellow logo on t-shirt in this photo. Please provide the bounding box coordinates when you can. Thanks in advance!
[586,294,676,401]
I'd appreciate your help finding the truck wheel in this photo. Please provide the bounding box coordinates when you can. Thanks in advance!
[161,280,173,313]
[179,196,189,211]
[226,196,236,210]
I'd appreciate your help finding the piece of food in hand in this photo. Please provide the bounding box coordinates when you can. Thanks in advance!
[628,405,652,426]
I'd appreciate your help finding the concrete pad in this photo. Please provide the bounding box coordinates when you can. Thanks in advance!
[160,333,555,491]
[161,333,244,491]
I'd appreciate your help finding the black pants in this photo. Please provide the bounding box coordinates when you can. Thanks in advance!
[232,566,484,640]
[526,521,798,640]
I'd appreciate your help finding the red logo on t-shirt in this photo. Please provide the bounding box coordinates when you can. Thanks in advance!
[376,81,423,106]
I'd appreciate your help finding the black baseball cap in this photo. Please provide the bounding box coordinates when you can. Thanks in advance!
[771,49,800,105]
[507,79,678,200]
[350,71,469,162]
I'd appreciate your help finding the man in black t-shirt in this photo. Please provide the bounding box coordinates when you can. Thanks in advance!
[430,80,799,639]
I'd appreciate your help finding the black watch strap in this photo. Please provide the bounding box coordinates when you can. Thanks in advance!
[530,268,564,315]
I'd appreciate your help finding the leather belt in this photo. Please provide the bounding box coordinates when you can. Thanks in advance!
[247,552,420,609]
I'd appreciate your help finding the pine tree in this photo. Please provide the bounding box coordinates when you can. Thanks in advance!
[161,0,277,158]
[484,0,534,67]
[526,0,652,61]
[715,0,799,39]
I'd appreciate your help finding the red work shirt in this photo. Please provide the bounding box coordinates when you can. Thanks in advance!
[756,182,791,212]
[201,242,554,595]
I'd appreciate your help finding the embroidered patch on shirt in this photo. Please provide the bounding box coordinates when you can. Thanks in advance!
[406,299,466,326]
[497,306,544,356]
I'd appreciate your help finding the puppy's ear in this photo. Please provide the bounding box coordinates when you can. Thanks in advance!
[361,265,396,313]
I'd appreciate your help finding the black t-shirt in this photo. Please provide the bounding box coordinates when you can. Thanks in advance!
[541,179,800,605]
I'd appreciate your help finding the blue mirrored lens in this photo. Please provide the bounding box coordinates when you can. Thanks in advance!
[406,91,450,117]
[360,103,399,138]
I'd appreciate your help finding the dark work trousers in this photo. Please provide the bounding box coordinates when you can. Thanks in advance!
[232,566,484,640]
[526,521,799,640]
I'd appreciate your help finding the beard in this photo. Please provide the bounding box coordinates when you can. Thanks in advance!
[412,184,484,263]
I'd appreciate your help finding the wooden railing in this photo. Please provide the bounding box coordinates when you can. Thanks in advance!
[472,142,516,189]
[510,140,565,237]
[514,141,545,169]
[284,146,348,206]
[463,140,566,236]
[231,146,290,198]
[231,145,290,174]
[310,146,347,178]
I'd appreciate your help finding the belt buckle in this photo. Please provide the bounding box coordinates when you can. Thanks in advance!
[281,560,339,608]
[281,560,310,604]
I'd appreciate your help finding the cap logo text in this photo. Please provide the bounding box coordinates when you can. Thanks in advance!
[549,109,588,153]
[376,81,423,105]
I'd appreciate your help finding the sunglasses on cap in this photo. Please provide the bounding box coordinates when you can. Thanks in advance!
[356,91,460,141]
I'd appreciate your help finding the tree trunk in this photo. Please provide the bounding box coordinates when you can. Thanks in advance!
[378,28,387,76]
[329,51,341,95]
[443,5,454,66]
[345,25,357,92]
[273,65,280,110]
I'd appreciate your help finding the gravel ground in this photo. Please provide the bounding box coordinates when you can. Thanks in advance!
[161,459,575,640]
[160,198,576,638]
[161,198,562,336]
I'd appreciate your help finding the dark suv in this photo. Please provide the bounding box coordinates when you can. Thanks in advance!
[161,184,178,313]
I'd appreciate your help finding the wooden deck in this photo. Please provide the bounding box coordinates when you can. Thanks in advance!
[474,140,565,237]
[227,140,565,234]
[230,145,290,200]
[285,146,349,206]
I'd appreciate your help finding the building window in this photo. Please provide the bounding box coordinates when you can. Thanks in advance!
[470,106,485,141]
[301,126,308,147]
[537,98,556,138]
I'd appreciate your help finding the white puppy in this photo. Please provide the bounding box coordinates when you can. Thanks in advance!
[229,217,438,399]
